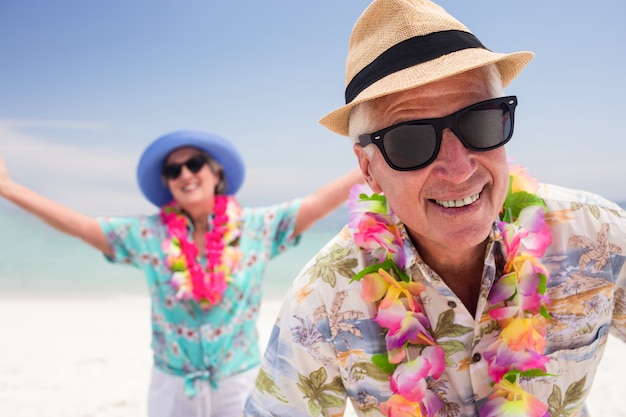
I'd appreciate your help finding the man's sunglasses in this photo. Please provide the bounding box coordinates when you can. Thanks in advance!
[358,96,517,171]
[161,155,209,180]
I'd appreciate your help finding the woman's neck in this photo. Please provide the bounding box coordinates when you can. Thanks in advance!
[181,205,211,232]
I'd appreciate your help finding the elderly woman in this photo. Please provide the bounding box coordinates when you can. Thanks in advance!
[0,129,363,417]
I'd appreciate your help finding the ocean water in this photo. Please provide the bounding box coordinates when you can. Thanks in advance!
[0,208,342,302]
[3,200,626,301]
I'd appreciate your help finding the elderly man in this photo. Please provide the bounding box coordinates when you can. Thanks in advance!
[243,0,626,416]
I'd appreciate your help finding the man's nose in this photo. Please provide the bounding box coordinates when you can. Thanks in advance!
[431,129,476,182]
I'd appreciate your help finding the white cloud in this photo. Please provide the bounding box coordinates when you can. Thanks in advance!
[531,161,626,204]
[1,119,107,131]
[0,121,355,216]
[0,121,151,216]
[238,166,327,206]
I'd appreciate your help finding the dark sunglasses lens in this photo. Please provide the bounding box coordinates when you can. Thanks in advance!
[162,164,182,179]
[382,124,437,169]
[162,156,207,179]
[185,156,207,173]
[457,101,512,149]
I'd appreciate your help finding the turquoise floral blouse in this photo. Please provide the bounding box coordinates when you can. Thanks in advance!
[98,199,302,393]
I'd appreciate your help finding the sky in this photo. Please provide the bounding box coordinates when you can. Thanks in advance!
[0,0,624,218]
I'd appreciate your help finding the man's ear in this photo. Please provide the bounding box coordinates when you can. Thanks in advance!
[353,143,383,194]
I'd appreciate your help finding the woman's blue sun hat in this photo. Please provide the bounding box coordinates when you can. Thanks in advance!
[137,129,245,207]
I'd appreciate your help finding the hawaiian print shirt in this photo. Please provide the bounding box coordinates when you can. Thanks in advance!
[98,199,301,392]
[243,185,626,417]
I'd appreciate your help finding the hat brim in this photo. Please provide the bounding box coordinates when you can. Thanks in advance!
[320,48,534,136]
[136,130,245,207]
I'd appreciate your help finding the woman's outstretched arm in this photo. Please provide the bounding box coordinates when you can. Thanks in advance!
[293,167,363,236]
[0,154,113,256]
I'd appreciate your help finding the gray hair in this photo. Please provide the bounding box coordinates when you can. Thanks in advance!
[205,153,228,195]
[348,64,505,158]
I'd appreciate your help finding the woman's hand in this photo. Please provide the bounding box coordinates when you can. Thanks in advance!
[0,154,13,198]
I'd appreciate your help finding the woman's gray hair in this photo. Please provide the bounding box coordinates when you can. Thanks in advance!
[205,152,228,195]
[348,64,505,158]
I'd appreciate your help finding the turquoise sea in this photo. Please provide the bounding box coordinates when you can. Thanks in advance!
[0,208,345,302]
[3,201,626,302]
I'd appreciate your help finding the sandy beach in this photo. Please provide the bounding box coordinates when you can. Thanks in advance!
[1,294,624,417]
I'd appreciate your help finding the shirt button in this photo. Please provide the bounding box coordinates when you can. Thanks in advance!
[472,353,482,363]
[447,300,457,308]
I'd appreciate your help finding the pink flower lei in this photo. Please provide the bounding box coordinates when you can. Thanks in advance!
[160,195,242,309]
[348,165,553,417]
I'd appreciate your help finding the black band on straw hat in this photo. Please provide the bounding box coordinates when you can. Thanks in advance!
[344,29,488,104]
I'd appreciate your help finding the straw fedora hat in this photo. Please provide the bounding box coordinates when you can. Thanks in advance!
[320,0,534,136]
[137,130,245,207]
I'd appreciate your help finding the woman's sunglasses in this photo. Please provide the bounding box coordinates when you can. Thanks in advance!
[358,96,517,171]
[161,155,209,180]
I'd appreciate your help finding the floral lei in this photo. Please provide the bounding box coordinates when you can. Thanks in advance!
[348,165,553,417]
[160,195,242,309]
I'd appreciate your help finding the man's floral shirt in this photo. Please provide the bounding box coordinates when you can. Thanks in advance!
[243,185,626,417]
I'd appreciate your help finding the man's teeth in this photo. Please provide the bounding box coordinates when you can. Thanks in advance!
[435,193,479,208]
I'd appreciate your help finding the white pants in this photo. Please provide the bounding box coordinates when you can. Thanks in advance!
[147,366,258,417]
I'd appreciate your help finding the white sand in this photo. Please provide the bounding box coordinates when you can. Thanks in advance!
[0,295,623,417]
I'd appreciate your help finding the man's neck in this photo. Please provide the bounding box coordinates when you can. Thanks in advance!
[415,239,487,317]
